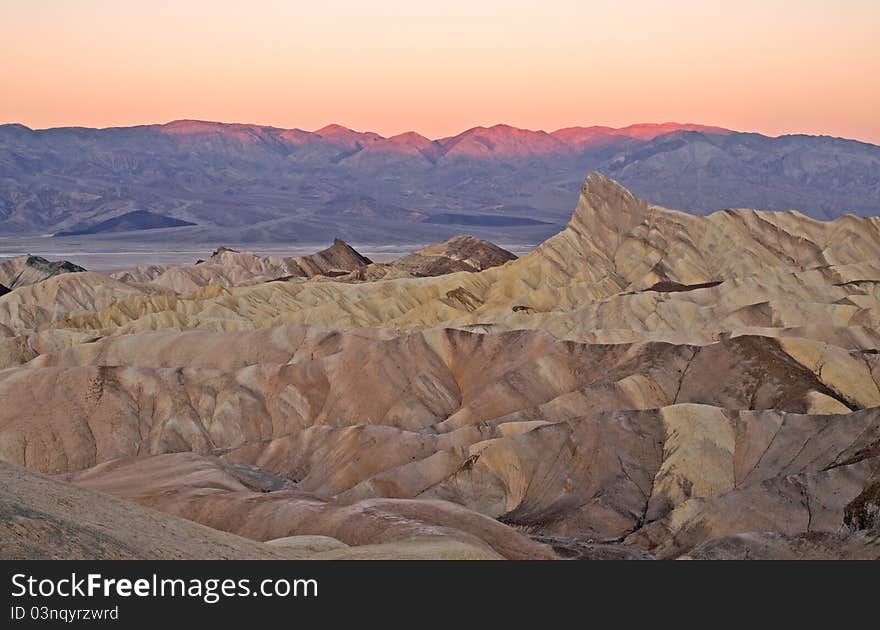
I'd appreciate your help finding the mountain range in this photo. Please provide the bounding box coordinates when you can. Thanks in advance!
[1,120,879,245]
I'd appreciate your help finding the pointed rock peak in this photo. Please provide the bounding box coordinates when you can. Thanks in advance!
[571,172,650,229]
[322,239,372,266]
[581,171,625,193]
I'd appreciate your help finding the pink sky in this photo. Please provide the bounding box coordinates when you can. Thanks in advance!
[2,1,879,143]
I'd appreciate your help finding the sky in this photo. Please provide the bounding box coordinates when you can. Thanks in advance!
[1,0,879,143]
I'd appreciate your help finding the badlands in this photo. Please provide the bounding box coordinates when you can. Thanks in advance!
[1,173,879,560]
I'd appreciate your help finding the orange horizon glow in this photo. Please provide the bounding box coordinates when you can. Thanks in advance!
[2,1,879,144]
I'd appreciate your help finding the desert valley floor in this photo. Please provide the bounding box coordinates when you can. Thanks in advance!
[1,173,879,560]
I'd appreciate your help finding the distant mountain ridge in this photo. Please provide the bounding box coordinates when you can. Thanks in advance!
[36,119,728,155]
[1,120,878,244]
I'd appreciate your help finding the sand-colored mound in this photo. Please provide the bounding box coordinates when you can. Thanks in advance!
[0,271,163,332]
[62,453,554,560]
[405,235,517,271]
[0,328,94,369]
[0,460,304,559]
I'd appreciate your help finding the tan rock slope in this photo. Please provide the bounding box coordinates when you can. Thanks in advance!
[1,459,531,560]
[60,453,554,560]
[2,173,880,559]
[0,459,306,560]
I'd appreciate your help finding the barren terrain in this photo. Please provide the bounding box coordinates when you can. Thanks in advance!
[2,173,879,560]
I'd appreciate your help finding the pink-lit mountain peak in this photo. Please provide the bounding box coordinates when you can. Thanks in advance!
[386,131,434,145]
[361,131,440,159]
[374,131,435,150]
[440,124,570,158]
[313,123,383,145]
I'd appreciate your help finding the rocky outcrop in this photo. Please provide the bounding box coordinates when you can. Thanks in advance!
[0,255,85,290]
[110,239,372,293]
[335,236,516,282]
[395,236,516,275]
